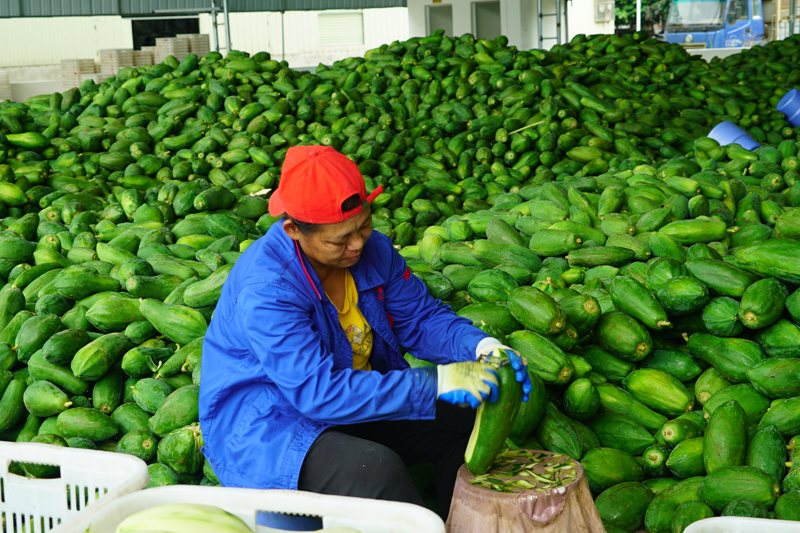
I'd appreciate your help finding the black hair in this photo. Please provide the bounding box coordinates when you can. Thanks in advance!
[286,194,364,236]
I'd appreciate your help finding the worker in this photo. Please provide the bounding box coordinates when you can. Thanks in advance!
[199,145,532,521]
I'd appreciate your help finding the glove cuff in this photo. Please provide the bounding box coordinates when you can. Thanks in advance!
[476,337,504,359]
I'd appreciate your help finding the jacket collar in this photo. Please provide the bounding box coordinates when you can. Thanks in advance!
[265,222,384,300]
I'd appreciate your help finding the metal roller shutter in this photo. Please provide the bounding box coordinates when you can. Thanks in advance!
[318,12,365,45]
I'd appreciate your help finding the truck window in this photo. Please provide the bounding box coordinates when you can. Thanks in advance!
[667,0,726,28]
[750,0,761,19]
[727,0,749,23]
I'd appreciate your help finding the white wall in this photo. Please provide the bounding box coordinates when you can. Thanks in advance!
[567,0,615,39]
[0,16,133,67]
[0,8,409,74]
[408,0,478,41]
[0,3,612,76]
[408,0,613,49]
[198,8,410,67]
[10,80,62,102]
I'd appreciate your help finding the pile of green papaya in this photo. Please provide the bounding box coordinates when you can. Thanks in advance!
[3,25,800,531]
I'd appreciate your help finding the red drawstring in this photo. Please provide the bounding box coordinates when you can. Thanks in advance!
[295,241,322,300]
[364,185,384,204]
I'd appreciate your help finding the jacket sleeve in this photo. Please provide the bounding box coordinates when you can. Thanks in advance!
[237,280,438,425]
[378,237,487,364]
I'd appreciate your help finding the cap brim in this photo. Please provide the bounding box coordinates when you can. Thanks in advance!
[268,189,285,217]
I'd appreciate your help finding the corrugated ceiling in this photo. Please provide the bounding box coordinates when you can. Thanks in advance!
[0,0,406,17]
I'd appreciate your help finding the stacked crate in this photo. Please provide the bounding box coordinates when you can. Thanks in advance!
[141,46,157,64]
[99,49,134,76]
[190,34,211,57]
[61,59,96,91]
[154,37,190,63]
[175,35,191,60]
[133,50,154,67]
[178,33,211,57]
[0,71,11,102]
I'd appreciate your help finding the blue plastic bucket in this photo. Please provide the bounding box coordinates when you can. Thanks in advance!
[708,121,761,151]
[778,88,800,127]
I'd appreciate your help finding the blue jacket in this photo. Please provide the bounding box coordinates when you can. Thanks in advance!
[199,222,487,490]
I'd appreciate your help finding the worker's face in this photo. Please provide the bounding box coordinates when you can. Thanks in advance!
[284,207,373,269]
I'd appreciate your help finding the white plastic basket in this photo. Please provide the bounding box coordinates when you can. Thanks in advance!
[52,485,446,533]
[684,516,800,533]
[0,442,149,533]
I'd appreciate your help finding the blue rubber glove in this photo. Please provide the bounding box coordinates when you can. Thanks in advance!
[476,339,533,403]
[437,362,500,409]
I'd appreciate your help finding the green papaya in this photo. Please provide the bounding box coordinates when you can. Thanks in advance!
[587,413,656,456]
[643,477,704,533]
[139,299,208,345]
[593,311,652,362]
[609,277,670,330]
[595,383,669,433]
[70,333,130,381]
[116,429,158,462]
[507,330,573,384]
[687,333,765,383]
[507,286,565,335]
[111,402,151,435]
[563,378,599,421]
[86,294,145,332]
[508,370,545,442]
[14,315,65,364]
[464,355,522,474]
[738,277,788,330]
[146,463,182,488]
[746,425,786,482]
[622,369,694,417]
[56,407,118,441]
[22,380,73,417]
[704,400,747,474]
[697,465,780,512]
[148,384,201,438]
[132,377,174,414]
[581,447,643,494]
[533,402,582,459]
[669,500,714,533]
[92,370,124,414]
[41,329,91,365]
[156,423,204,474]
[594,482,652,532]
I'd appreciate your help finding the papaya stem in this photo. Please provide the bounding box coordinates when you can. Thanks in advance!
[508,120,546,136]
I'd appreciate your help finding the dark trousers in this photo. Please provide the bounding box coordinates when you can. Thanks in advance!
[297,401,475,521]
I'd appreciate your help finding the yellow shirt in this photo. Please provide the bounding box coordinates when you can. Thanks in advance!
[328,269,373,371]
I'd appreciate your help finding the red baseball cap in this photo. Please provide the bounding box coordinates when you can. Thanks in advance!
[268,145,383,224]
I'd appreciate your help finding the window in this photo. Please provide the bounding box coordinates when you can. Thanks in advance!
[751,0,761,19]
[318,12,364,46]
[667,0,726,29]
[727,0,749,24]
[131,18,199,50]
[595,0,615,22]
